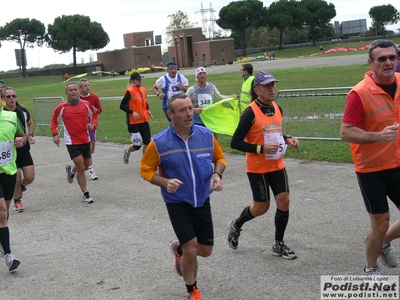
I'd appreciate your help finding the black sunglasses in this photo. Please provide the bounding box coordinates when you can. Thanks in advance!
[375,55,397,63]
[5,95,17,98]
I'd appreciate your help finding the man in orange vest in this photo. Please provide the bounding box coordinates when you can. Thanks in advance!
[228,70,299,259]
[341,39,400,276]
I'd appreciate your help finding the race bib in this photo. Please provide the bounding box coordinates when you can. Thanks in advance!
[197,94,213,107]
[130,132,143,147]
[170,84,181,94]
[262,126,287,160]
[0,140,13,166]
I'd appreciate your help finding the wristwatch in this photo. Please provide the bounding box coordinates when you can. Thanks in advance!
[213,171,223,179]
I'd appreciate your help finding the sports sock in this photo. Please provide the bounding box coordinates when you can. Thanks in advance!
[235,206,254,229]
[88,165,94,172]
[382,242,390,249]
[20,184,26,191]
[83,191,90,198]
[186,281,197,293]
[275,208,289,242]
[0,227,11,254]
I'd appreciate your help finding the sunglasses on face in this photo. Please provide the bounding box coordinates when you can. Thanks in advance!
[5,95,17,99]
[375,55,397,63]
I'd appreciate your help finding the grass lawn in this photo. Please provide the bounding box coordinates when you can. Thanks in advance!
[4,38,400,163]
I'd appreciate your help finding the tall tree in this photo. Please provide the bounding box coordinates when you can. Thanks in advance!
[45,15,109,71]
[369,4,400,39]
[164,11,194,46]
[217,0,264,57]
[0,18,45,77]
[300,0,336,46]
[264,0,306,50]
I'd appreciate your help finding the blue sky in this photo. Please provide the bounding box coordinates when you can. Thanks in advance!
[0,0,399,72]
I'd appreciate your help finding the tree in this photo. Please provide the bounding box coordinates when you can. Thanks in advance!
[217,0,264,57]
[300,0,336,46]
[164,11,194,46]
[0,18,45,77]
[369,4,400,39]
[264,0,306,50]
[46,15,109,71]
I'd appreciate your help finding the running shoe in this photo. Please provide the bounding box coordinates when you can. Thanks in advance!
[227,219,241,250]
[13,200,24,213]
[89,170,98,181]
[66,164,75,183]
[272,241,297,259]
[363,265,381,276]
[170,239,182,276]
[4,253,20,271]
[123,147,130,164]
[186,287,202,300]
[82,195,94,204]
[379,243,398,268]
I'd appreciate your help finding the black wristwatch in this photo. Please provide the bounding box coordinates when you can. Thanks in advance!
[213,171,223,179]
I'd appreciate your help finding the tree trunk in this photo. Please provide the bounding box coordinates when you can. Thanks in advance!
[73,46,77,74]
[241,29,247,57]
[279,29,284,51]
[21,48,27,78]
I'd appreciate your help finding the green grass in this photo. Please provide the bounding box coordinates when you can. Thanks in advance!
[5,40,395,164]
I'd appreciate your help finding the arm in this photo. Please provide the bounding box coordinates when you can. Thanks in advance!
[119,91,132,113]
[339,90,398,143]
[152,82,165,101]
[210,137,226,191]
[94,95,102,114]
[139,141,183,193]
[230,107,260,153]
[27,118,35,145]
[341,123,399,144]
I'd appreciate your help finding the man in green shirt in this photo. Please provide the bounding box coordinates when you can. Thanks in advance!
[0,87,26,271]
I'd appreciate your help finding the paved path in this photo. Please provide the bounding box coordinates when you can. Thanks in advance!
[1,137,399,299]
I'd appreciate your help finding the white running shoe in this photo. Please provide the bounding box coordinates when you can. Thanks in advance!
[4,253,20,271]
[379,243,398,268]
[123,147,130,164]
[82,195,94,204]
[66,164,75,183]
[89,170,98,181]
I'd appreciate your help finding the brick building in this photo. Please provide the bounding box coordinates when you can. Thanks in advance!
[96,28,235,73]
[97,31,162,73]
[168,28,235,67]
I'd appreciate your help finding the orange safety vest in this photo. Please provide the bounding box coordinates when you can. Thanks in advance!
[126,85,149,125]
[350,71,400,173]
[245,101,285,173]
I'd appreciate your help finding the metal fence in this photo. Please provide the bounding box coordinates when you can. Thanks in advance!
[33,97,64,134]
[275,87,352,140]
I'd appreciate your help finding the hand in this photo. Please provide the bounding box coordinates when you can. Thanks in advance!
[53,135,60,147]
[193,107,203,115]
[14,136,25,148]
[263,142,280,154]
[165,178,183,193]
[230,94,237,99]
[29,135,35,145]
[148,110,154,120]
[158,93,164,100]
[132,111,141,120]
[210,174,223,191]
[87,123,95,130]
[286,137,299,150]
[379,124,399,142]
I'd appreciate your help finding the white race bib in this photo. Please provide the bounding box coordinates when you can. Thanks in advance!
[262,126,287,160]
[197,94,213,107]
[0,140,13,166]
